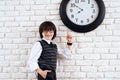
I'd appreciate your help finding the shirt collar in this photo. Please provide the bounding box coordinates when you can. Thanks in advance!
[42,38,51,44]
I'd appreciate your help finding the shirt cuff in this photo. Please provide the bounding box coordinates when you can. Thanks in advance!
[29,62,39,72]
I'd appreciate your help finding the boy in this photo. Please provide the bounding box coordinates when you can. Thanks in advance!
[28,21,72,80]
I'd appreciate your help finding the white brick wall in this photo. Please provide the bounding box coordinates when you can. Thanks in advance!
[0,0,120,80]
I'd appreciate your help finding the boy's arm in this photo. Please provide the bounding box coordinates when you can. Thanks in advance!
[56,33,73,59]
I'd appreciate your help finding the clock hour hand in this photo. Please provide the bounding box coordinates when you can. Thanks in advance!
[77,11,81,13]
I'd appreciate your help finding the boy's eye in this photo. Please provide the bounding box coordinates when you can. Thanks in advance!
[44,31,54,33]
[49,31,54,33]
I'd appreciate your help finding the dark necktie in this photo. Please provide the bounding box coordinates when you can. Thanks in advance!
[50,42,53,47]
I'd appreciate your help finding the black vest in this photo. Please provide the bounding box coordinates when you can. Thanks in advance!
[38,40,57,71]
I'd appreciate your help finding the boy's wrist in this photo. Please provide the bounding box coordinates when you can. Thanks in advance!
[67,42,72,46]
[36,68,42,74]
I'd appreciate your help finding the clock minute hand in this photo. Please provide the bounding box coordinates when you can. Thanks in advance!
[74,4,83,11]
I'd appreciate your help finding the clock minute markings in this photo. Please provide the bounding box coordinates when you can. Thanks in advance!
[75,0,79,3]
[81,20,83,23]
[71,14,74,18]
[93,9,95,13]
[91,4,94,8]
[81,0,85,2]
[71,3,75,7]
[70,9,73,13]
[91,15,94,18]
[88,0,90,4]
[75,18,78,22]
[87,18,89,23]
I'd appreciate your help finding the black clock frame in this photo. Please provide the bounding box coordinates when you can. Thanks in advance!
[59,0,105,33]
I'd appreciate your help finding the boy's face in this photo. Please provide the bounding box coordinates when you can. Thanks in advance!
[42,30,54,40]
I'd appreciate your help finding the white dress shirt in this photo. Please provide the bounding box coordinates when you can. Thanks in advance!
[28,38,71,72]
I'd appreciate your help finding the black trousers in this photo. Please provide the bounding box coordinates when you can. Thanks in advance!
[37,70,56,80]
[37,64,56,80]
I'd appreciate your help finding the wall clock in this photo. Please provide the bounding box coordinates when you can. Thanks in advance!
[59,0,105,33]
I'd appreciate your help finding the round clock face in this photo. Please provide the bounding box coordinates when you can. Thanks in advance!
[66,0,99,26]
[59,0,105,33]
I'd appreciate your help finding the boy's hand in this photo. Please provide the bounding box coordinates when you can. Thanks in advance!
[40,70,51,79]
[36,68,51,79]
[66,34,72,43]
